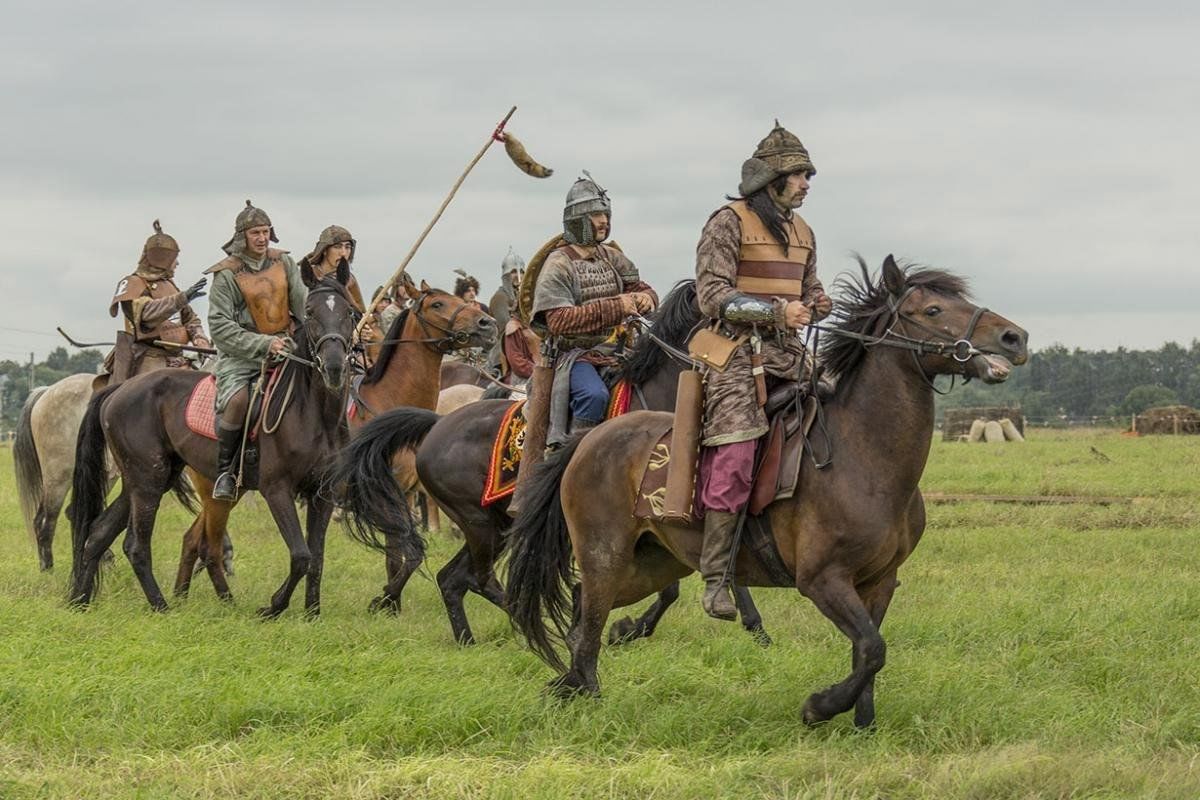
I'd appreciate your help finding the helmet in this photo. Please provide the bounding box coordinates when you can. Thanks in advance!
[137,219,180,279]
[222,199,279,256]
[303,224,356,266]
[500,246,525,276]
[562,172,611,246]
[738,120,816,196]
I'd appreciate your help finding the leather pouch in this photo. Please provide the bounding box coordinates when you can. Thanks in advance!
[687,325,747,372]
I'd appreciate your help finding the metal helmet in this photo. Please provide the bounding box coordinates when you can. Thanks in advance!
[499,247,525,300]
[304,224,356,266]
[137,219,180,279]
[738,120,816,196]
[222,199,279,256]
[562,171,612,246]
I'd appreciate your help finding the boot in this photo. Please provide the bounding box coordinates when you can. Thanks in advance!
[568,418,599,436]
[700,510,739,621]
[212,425,243,501]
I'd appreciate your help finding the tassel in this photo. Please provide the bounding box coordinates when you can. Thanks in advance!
[501,132,553,178]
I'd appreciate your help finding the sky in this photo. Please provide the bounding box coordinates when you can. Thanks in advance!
[1,0,1196,363]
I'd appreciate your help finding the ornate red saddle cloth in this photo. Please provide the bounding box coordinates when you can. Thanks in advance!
[184,372,281,441]
[481,378,635,506]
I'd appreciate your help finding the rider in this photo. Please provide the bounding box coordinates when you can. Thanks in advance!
[486,248,525,377]
[298,225,366,312]
[103,219,210,386]
[530,173,657,445]
[205,200,308,501]
[693,121,833,620]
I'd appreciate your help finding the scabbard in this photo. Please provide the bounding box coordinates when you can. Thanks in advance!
[508,360,553,516]
[751,351,768,407]
[663,370,704,522]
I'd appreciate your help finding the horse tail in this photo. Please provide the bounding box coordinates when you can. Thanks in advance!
[69,386,118,593]
[332,407,437,565]
[504,434,585,672]
[13,386,48,540]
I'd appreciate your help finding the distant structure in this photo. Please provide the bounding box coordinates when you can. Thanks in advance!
[943,406,1025,442]
[1132,405,1200,435]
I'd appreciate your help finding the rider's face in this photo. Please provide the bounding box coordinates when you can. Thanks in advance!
[322,241,352,269]
[245,225,272,257]
[770,172,811,210]
[589,212,610,243]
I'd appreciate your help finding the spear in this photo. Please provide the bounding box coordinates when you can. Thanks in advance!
[354,105,552,340]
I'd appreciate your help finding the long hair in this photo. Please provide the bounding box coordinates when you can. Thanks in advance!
[727,174,793,254]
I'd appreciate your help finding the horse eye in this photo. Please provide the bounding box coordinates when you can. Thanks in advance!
[431,301,444,309]
[924,306,941,317]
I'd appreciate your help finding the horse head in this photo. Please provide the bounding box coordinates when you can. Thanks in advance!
[300,258,357,392]
[401,275,496,353]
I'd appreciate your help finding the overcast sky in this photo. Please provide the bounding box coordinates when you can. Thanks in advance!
[2,0,1196,363]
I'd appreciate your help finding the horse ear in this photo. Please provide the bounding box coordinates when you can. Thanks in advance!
[881,254,905,296]
[336,258,351,287]
[420,279,431,292]
[401,276,421,301]
[300,259,317,289]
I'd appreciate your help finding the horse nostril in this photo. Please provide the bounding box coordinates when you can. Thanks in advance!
[1001,329,1023,351]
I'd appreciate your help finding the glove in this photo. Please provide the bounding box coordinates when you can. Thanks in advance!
[184,277,207,302]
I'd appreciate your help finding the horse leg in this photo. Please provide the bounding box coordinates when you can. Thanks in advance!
[123,488,170,612]
[548,569,615,699]
[853,572,899,729]
[70,492,131,606]
[200,497,234,602]
[34,492,65,571]
[436,546,477,644]
[797,570,887,727]
[174,514,204,597]
[303,495,334,618]
[258,487,311,619]
[733,585,772,647]
[369,538,422,615]
[607,581,680,645]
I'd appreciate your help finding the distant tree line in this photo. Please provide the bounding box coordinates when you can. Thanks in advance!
[935,341,1200,424]
[0,347,103,430]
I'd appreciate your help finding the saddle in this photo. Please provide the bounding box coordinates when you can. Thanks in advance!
[184,372,277,443]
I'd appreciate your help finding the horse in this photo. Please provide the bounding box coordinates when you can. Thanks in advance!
[14,374,111,571]
[333,280,772,645]
[167,277,494,599]
[68,261,365,618]
[503,256,1029,728]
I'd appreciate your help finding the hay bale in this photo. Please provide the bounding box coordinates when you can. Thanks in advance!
[983,420,1005,443]
[967,419,986,442]
[999,418,1025,442]
[943,406,1025,441]
[1132,405,1200,435]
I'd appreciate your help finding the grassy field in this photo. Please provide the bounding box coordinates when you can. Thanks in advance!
[0,429,1198,798]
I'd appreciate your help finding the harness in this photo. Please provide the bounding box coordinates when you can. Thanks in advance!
[369,291,477,353]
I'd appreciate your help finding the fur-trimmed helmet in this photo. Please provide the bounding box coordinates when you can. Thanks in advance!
[739,120,816,196]
[222,199,279,256]
[137,219,180,279]
[562,172,611,246]
[303,224,356,266]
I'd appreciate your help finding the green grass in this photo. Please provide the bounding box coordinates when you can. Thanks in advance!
[1,430,1198,798]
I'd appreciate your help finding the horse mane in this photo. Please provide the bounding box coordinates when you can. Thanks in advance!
[820,256,972,388]
[621,280,700,386]
[362,306,410,385]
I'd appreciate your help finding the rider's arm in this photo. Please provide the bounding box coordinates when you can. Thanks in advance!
[130,291,189,329]
[207,270,275,360]
[283,254,308,324]
[534,252,635,335]
[695,208,786,330]
[798,235,830,322]
[181,303,209,345]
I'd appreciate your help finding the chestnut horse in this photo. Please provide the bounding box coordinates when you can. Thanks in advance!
[504,256,1028,728]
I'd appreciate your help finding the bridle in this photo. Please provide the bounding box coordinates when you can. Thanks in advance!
[370,290,478,354]
[303,283,354,374]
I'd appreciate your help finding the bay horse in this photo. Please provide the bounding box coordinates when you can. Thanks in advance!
[68,262,370,617]
[334,281,772,645]
[504,256,1029,728]
[168,276,494,600]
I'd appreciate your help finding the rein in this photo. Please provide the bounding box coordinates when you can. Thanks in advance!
[369,291,478,353]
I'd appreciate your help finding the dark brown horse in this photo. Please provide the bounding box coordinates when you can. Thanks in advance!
[504,256,1029,728]
[167,276,495,600]
[334,281,772,645]
[67,262,378,618]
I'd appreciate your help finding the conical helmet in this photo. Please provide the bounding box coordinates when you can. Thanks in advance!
[137,219,180,279]
[562,172,612,245]
[500,246,525,275]
[304,224,356,266]
[222,199,279,256]
[739,120,816,196]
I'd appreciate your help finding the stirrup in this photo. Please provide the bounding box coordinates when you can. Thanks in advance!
[212,472,238,501]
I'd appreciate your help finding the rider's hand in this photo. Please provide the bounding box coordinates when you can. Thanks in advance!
[630,292,656,315]
[268,337,290,357]
[619,294,640,317]
[784,300,813,329]
[184,277,207,303]
[811,292,833,320]
[192,337,211,350]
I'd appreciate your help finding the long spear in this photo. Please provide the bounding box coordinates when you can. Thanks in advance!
[354,105,552,340]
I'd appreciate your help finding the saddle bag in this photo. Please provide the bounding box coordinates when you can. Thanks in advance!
[663,370,704,522]
[686,324,747,372]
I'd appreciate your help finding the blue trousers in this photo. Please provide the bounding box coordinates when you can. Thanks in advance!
[569,361,609,423]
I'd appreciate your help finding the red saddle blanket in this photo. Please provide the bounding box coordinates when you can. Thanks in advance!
[185,373,280,441]
[481,378,635,506]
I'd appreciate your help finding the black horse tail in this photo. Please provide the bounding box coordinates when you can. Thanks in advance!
[332,407,437,566]
[504,435,586,672]
[68,385,119,596]
[13,386,48,543]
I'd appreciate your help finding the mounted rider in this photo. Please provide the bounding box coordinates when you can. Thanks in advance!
[205,200,308,501]
[528,173,658,445]
[298,225,366,313]
[693,121,833,621]
[101,219,210,387]
[486,248,526,377]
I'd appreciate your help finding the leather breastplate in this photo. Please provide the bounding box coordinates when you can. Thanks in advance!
[234,258,291,335]
[727,201,813,303]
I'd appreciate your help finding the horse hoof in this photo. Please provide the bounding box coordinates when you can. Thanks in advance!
[748,626,773,648]
[150,602,170,614]
[223,559,235,577]
[801,696,832,727]
[218,592,235,603]
[256,605,284,620]
[546,673,599,700]
[304,606,321,621]
[368,596,400,615]
[606,617,638,645]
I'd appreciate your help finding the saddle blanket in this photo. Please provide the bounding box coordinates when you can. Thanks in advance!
[184,372,281,441]
[480,378,635,506]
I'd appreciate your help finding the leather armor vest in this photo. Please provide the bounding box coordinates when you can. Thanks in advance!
[109,274,189,345]
[208,249,292,335]
[727,200,813,303]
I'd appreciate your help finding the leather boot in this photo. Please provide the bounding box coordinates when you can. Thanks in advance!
[700,510,739,621]
[212,426,243,501]
[568,418,599,436]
